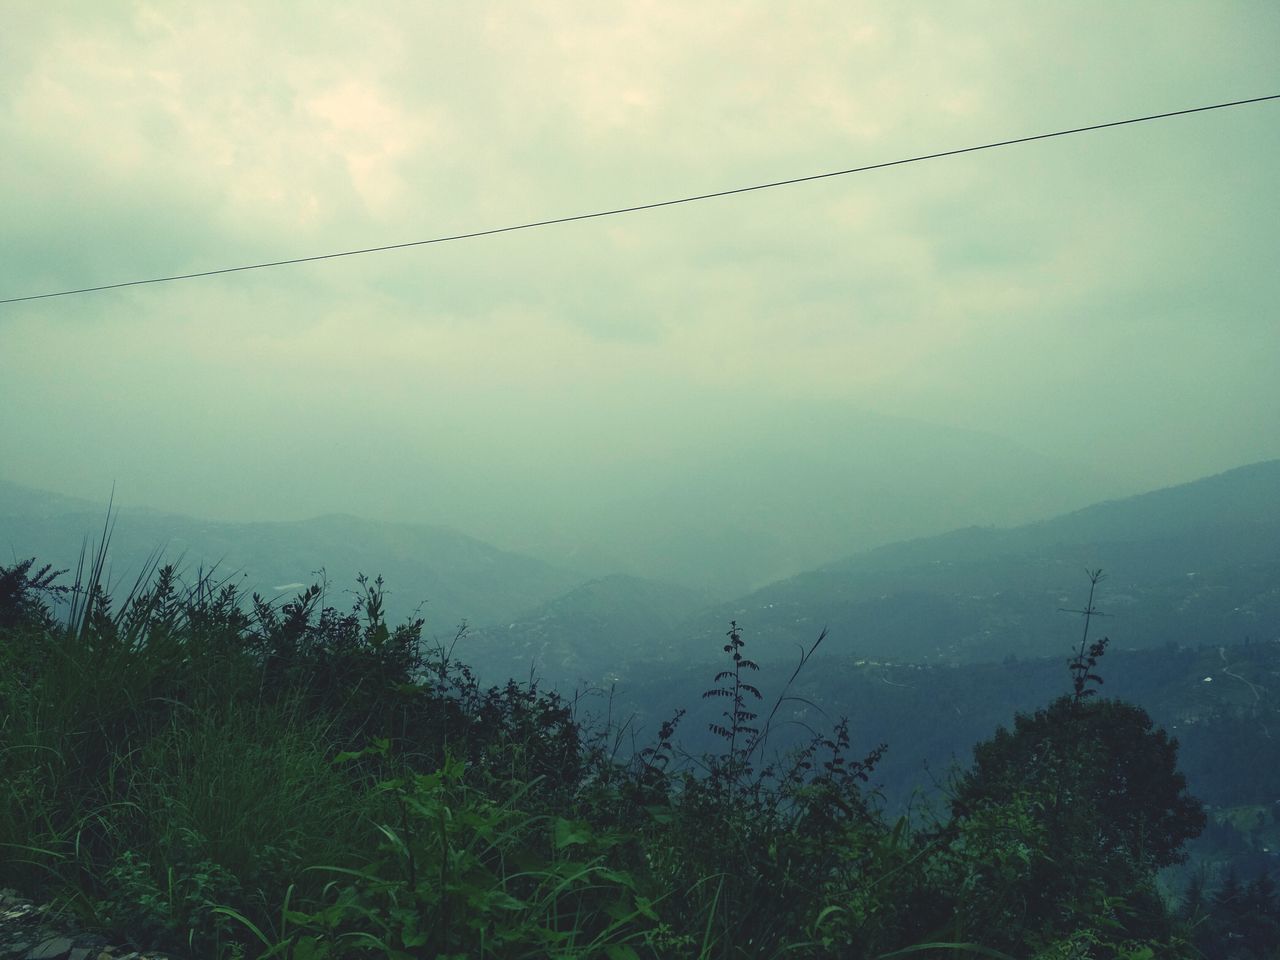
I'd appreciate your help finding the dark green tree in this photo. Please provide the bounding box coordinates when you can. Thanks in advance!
[952,695,1206,866]
[0,557,67,630]
[943,694,1205,951]
[943,576,1206,951]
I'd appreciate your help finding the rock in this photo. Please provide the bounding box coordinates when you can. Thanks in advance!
[0,891,173,960]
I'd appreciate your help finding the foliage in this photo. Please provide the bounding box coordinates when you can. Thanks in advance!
[942,606,1208,955]
[0,551,1241,959]
[1067,568,1111,706]
[702,620,762,792]
[0,557,67,629]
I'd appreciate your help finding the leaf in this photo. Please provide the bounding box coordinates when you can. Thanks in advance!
[645,805,675,824]
[554,817,591,850]
[329,738,390,766]
[605,946,642,960]
[594,867,636,886]
[475,888,525,912]
[291,937,331,960]
[210,906,272,949]
[812,904,845,930]
[875,942,1018,960]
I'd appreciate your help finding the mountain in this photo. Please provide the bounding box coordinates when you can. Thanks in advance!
[0,479,581,634]
[468,460,1278,683]
[473,404,1124,595]
[680,459,1280,666]
[7,458,1275,679]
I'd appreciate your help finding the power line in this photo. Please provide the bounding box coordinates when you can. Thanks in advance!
[3,93,1277,306]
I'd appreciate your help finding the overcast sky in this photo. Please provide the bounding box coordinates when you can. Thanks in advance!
[2,3,1277,560]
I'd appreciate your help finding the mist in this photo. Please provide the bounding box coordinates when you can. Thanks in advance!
[2,2,1278,584]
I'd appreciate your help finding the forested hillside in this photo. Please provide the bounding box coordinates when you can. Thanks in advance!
[463,461,1280,681]
[613,635,1280,882]
[687,460,1280,666]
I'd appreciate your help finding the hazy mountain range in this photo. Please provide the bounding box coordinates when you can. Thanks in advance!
[4,405,1130,600]
[484,406,1126,595]
[3,458,1276,682]
[0,480,580,637]
[0,463,1274,680]
[696,458,1280,667]
[465,459,1279,682]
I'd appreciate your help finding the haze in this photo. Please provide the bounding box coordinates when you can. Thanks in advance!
[2,3,1277,586]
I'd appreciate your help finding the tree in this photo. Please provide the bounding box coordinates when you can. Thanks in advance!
[944,694,1206,949]
[0,557,66,630]
[954,696,1205,867]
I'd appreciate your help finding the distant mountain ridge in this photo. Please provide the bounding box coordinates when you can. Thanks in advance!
[0,479,582,633]
[5,460,1276,679]
[688,459,1280,666]
[469,460,1279,683]
[829,459,1280,574]
[0,479,104,519]
[461,403,1125,595]
[1036,458,1280,540]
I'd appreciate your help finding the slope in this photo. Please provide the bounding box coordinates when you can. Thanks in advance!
[0,479,582,633]
[685,459,1280,665]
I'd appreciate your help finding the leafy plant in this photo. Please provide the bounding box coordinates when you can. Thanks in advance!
[1067,568,1111,707]
[701,621,762,794]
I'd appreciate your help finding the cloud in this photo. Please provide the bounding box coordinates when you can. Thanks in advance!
[2,1,1278,541]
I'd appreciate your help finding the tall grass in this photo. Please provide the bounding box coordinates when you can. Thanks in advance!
[0,540,674,957]
[0,538,1206,958]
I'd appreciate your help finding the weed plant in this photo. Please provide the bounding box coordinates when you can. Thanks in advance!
[0,548,1216,958]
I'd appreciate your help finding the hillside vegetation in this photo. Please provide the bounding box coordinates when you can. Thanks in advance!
[478,460,1280,682]
[5,552,1270,959]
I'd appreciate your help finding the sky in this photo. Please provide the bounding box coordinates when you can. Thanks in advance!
[1,2,1278,578]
